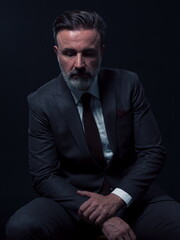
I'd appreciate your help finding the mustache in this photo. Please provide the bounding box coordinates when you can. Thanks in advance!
[69,68,93,78]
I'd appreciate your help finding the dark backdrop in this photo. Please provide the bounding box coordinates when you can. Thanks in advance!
[0,1,180,239]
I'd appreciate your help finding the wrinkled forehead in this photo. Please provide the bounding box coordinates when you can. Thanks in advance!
[56,29,101,50]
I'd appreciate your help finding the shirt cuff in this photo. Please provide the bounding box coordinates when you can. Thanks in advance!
[112,188,133,207]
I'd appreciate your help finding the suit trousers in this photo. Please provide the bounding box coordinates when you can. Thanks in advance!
[6,194,180,240]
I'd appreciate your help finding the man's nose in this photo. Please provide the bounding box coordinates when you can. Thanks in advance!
[74,54,85,69]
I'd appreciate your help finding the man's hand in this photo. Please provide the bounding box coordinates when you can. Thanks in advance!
[102,217,136,240]
[77,190,125,225]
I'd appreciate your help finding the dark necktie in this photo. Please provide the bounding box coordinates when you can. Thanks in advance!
[81,93,105,166]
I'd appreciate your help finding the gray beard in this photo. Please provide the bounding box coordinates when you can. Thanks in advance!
[60,62,101,91]
[63,74,95,91]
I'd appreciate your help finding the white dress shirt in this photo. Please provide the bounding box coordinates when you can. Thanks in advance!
[65,77,132,206]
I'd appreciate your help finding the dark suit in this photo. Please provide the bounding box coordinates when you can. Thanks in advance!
[6,68,180,240]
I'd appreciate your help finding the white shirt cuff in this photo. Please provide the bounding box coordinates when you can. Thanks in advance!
[112,188,133,207]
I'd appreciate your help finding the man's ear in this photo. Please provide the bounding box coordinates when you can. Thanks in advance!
[54,45,58,55]
[54,45,60,63]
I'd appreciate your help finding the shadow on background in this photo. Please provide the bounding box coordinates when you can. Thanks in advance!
[0,1,179,239]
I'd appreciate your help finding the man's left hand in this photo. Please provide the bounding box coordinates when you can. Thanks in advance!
[77,190,125,225]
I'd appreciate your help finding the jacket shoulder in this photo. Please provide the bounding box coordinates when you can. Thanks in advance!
[27,76,59,106]
[100,67,141,88]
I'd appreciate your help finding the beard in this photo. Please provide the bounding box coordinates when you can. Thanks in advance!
[60,61,101,91]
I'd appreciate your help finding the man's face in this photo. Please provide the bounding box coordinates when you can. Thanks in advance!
[54,29,104,91]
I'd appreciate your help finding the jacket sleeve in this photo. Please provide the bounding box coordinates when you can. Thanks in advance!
[116,72,167,202]
[27,95,88,222]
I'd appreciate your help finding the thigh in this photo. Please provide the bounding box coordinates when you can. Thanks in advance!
[6,197,77,240]
[131,198,180,240]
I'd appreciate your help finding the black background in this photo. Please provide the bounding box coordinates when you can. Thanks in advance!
[0,1,180,239]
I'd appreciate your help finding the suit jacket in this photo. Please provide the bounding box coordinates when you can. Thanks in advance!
[27,68,166,221]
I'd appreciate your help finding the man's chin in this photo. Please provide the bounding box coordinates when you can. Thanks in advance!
[69,78,93,91]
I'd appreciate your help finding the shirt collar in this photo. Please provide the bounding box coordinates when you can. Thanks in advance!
[65,76,100,104]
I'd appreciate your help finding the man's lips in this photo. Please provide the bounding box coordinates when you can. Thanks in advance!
[71,73,91,79]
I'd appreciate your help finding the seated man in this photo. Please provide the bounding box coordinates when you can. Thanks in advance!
[6,10,180,240]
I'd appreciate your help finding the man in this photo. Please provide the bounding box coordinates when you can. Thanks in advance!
[6,10,180,240]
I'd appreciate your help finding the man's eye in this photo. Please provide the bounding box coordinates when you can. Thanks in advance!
[62,50,76,57]
[83,50,97,57]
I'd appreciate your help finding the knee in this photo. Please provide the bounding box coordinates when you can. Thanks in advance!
[6,213,43,240]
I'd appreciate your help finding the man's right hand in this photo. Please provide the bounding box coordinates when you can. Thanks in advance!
[101,216,136,240]
[77,191,124,225]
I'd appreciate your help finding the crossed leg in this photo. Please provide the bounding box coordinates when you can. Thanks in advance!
[6,197,102,240]
[6,197,78,240]
[6,195,180,240]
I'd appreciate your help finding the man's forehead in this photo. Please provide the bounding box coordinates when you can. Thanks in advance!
[56,29,101,48]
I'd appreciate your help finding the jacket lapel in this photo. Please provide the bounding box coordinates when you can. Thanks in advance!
[54,71,118,168]
[55,75,90,157]
[55,75,101,168]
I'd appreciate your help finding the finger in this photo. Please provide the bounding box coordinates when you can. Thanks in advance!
[122,233,130,240]
[77,190,93,197]
[81,205,97,221]
[88,209,102,224]
[78,200,91,216]
[121,228,135,240]
[94,214,105,225]
[128,229,136,240]
[123,229,135,240]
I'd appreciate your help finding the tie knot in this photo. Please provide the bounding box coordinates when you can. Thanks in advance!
[81,93,92,107]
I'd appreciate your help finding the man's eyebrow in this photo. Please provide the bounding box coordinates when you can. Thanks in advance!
[83,48,96,51]
[61,48,76,52]
[61,47,96,52]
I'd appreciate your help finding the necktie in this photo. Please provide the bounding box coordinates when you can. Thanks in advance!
[81,93,105,166]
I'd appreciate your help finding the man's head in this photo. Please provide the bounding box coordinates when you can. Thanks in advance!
[53,10,106,91]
